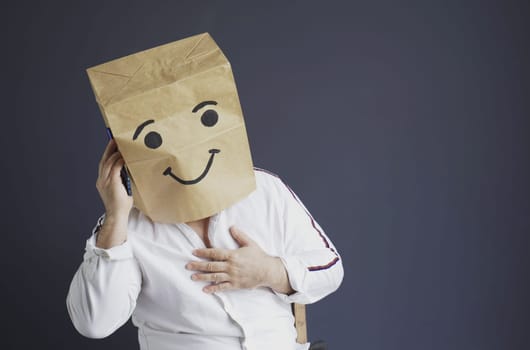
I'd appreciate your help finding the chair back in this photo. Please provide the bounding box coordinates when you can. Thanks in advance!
[292,303,307,344]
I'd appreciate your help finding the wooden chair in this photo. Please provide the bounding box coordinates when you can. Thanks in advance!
[293,303,327,350]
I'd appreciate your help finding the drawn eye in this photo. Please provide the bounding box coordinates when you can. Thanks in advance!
[201,109,218,127]
[144,131,162,149]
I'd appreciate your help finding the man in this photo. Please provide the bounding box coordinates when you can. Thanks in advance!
[66,33,343,350]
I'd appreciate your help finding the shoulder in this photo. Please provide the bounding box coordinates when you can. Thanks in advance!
[252,167,297,203]
[253,167,286,193]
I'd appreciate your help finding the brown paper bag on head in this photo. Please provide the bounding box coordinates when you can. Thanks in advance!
[86,33,256,223]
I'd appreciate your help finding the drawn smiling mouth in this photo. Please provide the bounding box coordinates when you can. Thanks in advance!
[162,149,220,185]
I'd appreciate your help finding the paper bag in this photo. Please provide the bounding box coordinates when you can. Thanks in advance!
[86,33,256,223]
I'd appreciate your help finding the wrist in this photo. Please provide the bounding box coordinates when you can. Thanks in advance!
[104,212,129,226]
[96,213,129,249]
[264,256,294,295]
[104,209,130,223]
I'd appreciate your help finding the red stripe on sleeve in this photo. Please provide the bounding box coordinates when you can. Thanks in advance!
[254,167,340,271]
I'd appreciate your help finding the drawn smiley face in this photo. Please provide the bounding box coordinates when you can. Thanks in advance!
[131,100,221,185]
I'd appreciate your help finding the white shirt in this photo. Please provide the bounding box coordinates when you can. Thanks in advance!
[66,168,343,350]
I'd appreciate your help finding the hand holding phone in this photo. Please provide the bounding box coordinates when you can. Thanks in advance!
[95,137,133,248]
[106,128,132,196]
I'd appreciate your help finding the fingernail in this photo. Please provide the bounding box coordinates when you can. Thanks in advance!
[191,274,197,281]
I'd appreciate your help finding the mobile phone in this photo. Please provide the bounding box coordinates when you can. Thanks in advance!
[106,128,132,196]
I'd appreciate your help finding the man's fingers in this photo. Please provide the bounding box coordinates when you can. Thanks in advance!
[100,152,122,181]
[98,139,117,174]
[109,158,126,184]
[193,248,231,261]
[229,226,255,247]
[203,282,233,294]
[186,261,228,272]
[191,272,230,283]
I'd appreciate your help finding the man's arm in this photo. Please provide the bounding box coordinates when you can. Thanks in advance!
[66,214,142,338]
[67,139,141,337]
[272,174,344,304]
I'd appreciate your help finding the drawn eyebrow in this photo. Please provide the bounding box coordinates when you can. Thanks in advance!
[133,119,155,140]
[192,100,218,113]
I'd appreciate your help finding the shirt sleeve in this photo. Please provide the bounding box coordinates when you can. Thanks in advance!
[271,175,344,305]
[66,213,142,338]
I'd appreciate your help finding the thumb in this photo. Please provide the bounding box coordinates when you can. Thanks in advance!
[229,226,255,247]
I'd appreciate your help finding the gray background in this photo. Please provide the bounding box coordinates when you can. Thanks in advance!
[3,0,529,349]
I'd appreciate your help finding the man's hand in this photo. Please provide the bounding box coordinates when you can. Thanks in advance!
[95,139,133,249]
[96,139,133,218]
[186,226,295,295]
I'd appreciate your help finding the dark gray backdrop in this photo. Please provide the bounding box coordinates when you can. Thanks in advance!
[3,0,529,349]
